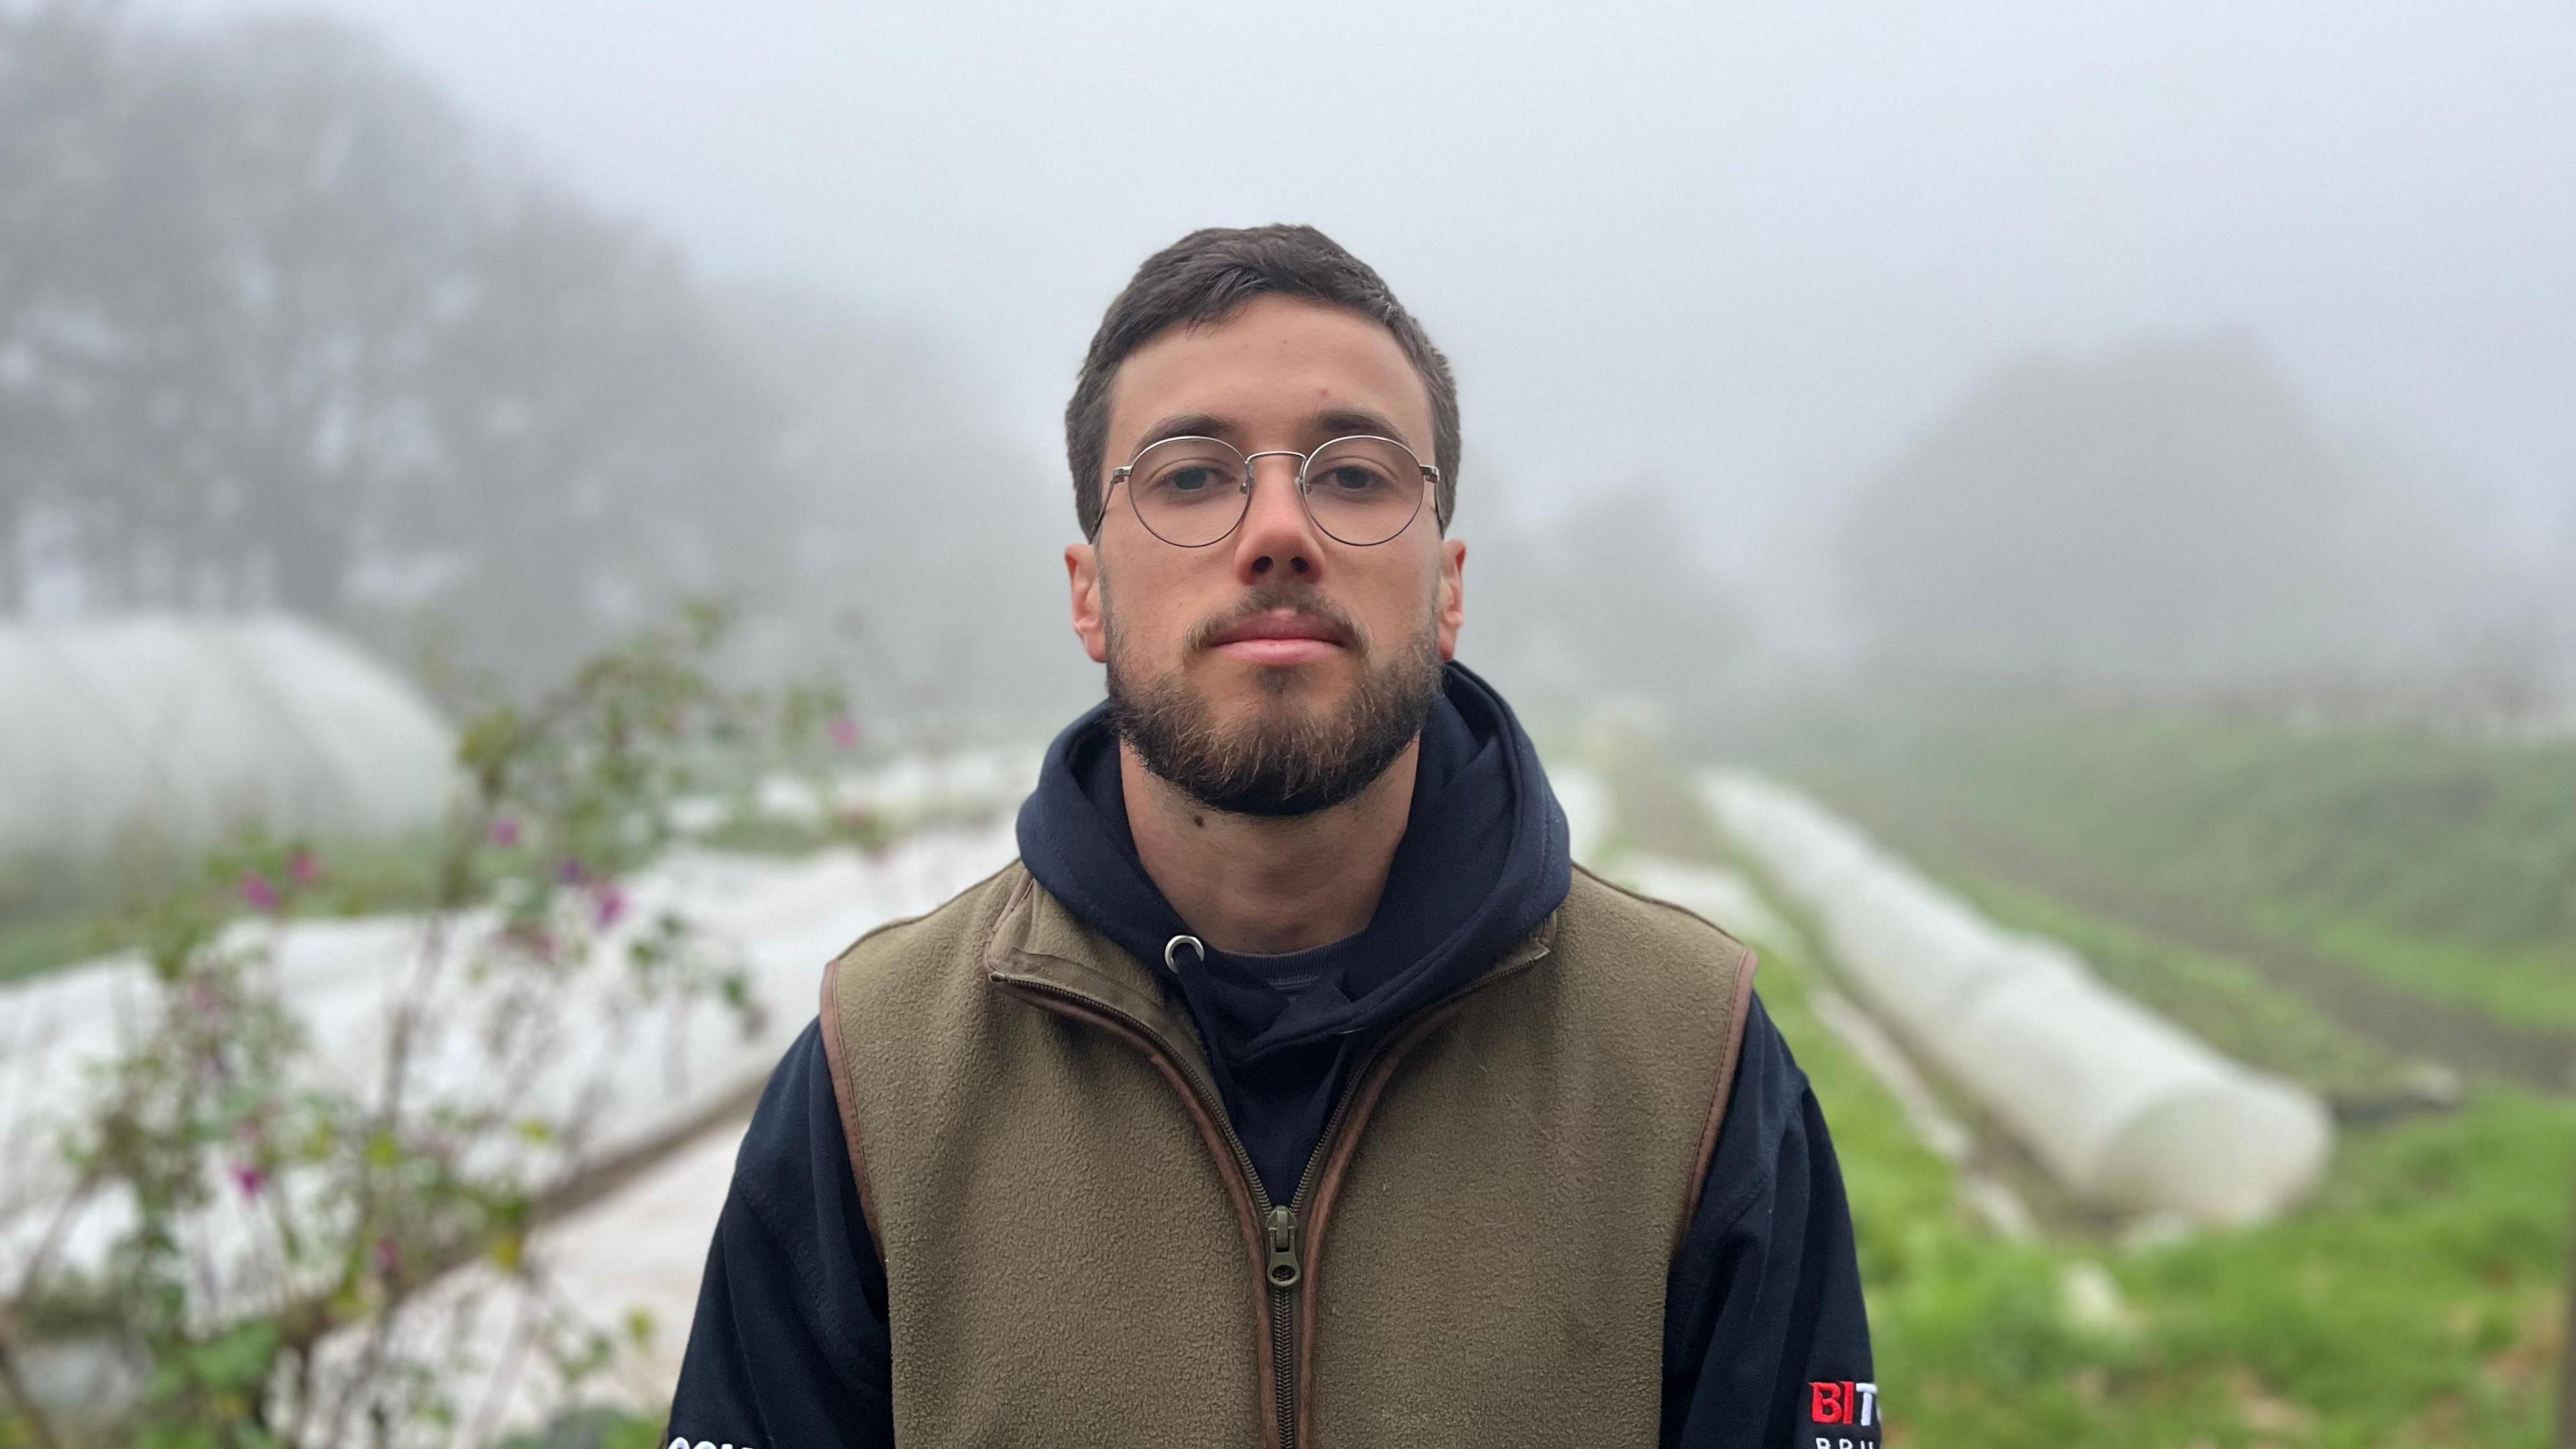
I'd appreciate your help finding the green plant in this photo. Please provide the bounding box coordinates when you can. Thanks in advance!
[0,604,835,1448]
[1695,702,2576,1445]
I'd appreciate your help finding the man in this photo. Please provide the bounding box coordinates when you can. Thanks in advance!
[666,225,1874,1448]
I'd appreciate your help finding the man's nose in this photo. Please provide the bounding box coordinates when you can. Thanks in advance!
[1229,454,1326,583]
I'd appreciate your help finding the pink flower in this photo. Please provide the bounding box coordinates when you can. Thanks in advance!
[556,857,588,887]
[828,713,860,750]
[374,1235,401,1275]
[229,1163,266,1198]
[237,873,280,912]
[592,883,627,930]
[286,848,320,886]
[488,816,522,848]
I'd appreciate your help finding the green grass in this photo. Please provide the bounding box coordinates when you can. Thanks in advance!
[1739,701,2576,1033]
[2281,913,2576,1037]
[2131,1090,2572,1446]
[1605,702,2576,1446]
[1923,860,2406,1100]
[1733,888,2574,1448]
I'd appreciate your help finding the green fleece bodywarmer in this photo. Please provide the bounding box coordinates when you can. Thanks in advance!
[818,861,1756,1448]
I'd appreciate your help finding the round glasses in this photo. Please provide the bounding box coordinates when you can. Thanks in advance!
[1107,434,1437,548]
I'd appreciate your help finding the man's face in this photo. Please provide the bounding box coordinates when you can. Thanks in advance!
[1065,293,1466,816]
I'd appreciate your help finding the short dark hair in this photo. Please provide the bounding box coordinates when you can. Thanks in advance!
[1064,224,1460,539]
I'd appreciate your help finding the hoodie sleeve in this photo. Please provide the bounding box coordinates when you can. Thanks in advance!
[665,1018,895,1449]
[1660,994,1879,1449]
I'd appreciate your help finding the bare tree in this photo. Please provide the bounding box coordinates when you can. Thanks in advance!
[407,201,799,689]
[0,5,478,614]
[0,3,801,686]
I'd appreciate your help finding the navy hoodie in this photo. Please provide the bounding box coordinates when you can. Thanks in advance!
[667,664,1877,1446]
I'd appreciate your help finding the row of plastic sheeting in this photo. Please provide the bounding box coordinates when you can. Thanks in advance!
[0,616,455,865]
[1703,769,2331,1226]
[2,704,1046,1438]
[0,818,1023,1341]
[669,745,1052,837]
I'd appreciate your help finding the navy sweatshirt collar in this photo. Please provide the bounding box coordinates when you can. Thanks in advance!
[1016,662,1570,1053]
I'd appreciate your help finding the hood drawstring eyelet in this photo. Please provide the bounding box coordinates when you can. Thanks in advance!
[1164,934,1205,973]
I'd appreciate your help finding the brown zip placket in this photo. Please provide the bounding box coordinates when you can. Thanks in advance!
[991,936,1552,1449]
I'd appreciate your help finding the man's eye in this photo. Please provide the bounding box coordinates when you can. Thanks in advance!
[1163,467,1222,494]
[1318,466,1389,494]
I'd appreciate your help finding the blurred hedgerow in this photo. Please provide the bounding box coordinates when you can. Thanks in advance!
[0,602,852,1448]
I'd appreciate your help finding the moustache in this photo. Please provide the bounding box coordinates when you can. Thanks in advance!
[1185,584,1366,653]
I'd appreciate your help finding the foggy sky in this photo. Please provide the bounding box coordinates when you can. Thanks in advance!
[153,0,2576,574]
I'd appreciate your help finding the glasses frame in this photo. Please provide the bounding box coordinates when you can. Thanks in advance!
[1106,433,1440,548]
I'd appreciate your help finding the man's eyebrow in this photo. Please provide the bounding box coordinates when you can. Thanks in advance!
[1134,413,1236,449]
[1129,409,1424,453]
[1315,409,1415,447]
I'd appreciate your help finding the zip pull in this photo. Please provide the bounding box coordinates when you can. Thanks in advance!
[1265,1204,1301,1288]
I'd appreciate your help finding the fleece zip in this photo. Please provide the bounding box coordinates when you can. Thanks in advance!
[801,861,1752,1447]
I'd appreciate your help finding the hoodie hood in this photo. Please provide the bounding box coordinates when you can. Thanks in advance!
[1016,661,1571,1197]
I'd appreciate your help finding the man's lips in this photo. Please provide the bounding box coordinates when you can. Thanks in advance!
[1204,610,1351,664]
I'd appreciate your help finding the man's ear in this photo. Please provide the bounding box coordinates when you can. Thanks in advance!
[1067,542,1110,664]
[1435,536,1466,661]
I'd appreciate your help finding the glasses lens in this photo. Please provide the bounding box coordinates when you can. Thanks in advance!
[1302,437,1426,545]
[1128,437,1248,546]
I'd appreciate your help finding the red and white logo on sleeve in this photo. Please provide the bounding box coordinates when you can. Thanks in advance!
[1804,1379,1880,1448]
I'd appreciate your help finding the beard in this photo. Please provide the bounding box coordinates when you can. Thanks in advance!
[1104,584,1444,818]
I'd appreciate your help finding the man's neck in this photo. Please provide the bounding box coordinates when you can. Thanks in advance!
[1120,738,1417,955]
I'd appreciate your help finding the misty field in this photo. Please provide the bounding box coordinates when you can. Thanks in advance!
[1690,700,2576,1447]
